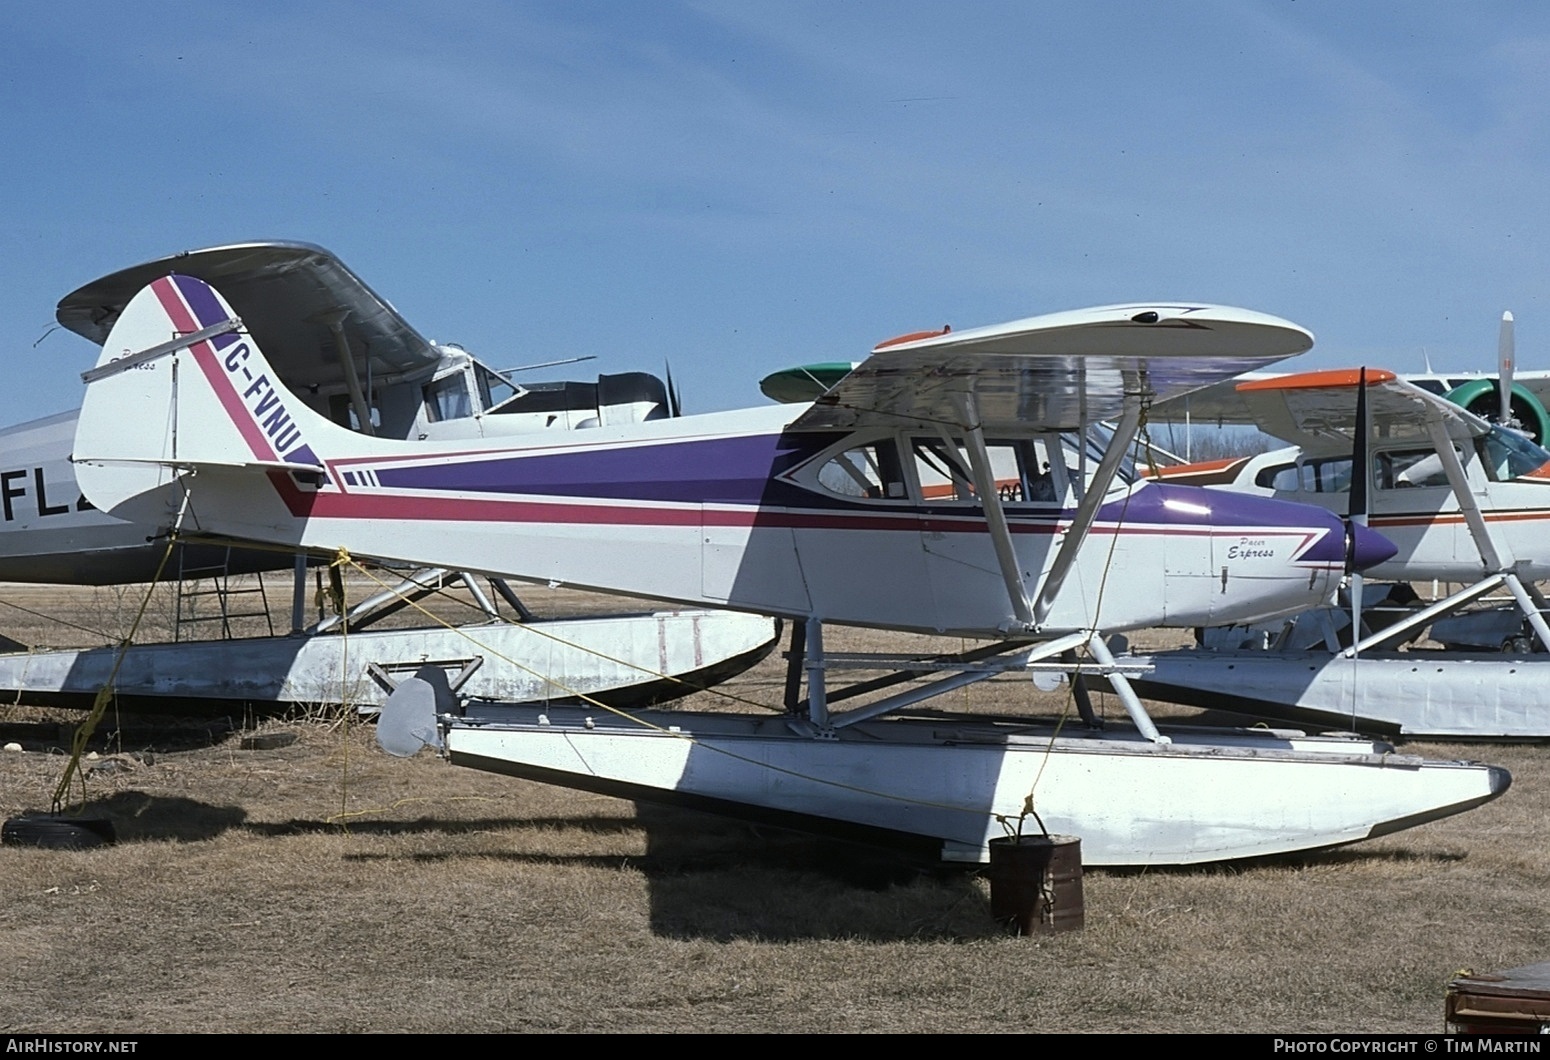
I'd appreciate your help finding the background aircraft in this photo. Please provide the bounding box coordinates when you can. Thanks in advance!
[4,241,676,585]
[1134,367,1550,737]
[0,243,773,714]
[1152,311,1550,447]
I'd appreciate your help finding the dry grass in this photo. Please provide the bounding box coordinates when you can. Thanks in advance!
[0,581,1546,1033]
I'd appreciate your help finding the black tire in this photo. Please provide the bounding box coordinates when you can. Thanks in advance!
[2,815,116,849]
[238,731,297,751]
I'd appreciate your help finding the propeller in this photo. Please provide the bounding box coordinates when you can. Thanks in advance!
[664,360,683,418]
[1346,367,1371,656]
[1498,310,1516,429]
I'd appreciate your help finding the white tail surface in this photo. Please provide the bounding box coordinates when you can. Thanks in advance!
[69,274,716,607]
[73,274,372,541]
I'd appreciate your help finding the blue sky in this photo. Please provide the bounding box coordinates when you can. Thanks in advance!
[3,1,1549,425]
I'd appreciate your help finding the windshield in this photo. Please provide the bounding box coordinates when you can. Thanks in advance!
[1479,425,1550,482]
[475,363,522,412]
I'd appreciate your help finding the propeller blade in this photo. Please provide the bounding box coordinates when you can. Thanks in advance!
[1498,311,1516,428]
[1348,367,1369,527]
[664,360,683,418]
[1348,367,1370,658]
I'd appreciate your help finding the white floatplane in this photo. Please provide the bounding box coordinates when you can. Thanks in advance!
[1135,340,1550,738]
[68,274,1509,864]
[0,243,773,713]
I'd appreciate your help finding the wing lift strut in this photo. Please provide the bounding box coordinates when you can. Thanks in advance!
[782,396,1167,744]
[1333,404,1550,658]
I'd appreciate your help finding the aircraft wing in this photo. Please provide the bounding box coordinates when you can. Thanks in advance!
[1228,369,1495,456]
[55,241,439,395]
[1143,373,1270,426]
[1153,369,1550,427]
[788,304,1314,433]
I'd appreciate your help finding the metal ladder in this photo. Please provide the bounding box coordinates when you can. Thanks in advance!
[174,546,275,641]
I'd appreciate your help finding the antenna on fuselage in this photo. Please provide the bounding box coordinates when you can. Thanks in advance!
[495,354,598,375]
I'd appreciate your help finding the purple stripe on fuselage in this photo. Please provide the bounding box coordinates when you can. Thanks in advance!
[373,433,811,507]
[1117,484,1367,567]
[364,429,1364,564]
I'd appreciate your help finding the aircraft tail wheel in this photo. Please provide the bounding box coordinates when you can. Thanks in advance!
[2,815,116,849]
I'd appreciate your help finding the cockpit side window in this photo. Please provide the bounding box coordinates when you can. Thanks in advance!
[1375,448,1453,489]
[815,440,908,500]
[474,363,521,413]
[1256,462,1300,491]
[1299,456,1352,494]
[800,433,1071,505]
[423,373,473,423]
[912,437,976,501]
[911,436,1065,505]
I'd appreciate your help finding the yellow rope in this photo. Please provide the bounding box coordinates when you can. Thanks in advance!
[51,533,182,814]
[324,793,502,825]
[330,549,352,825]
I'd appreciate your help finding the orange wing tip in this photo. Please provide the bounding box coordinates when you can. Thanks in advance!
[1144,457,1242,479]
[1237,368,1398,393]
[873,325,951,351]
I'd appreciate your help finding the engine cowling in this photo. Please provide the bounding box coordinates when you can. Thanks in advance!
[1444,379,1550,445]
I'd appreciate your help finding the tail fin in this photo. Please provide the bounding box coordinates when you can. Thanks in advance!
[73,274,352,528]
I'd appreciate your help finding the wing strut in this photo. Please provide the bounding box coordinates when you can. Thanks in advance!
[1502,573,1550,653]
[1348,369,1370,660]
[1085,632,1167,743]
[1418,393,1550,650]
[1422,416,1506,573]
[1346,404,1550,655]
[1032,401,1144,630]
[954,394,1034,629]
[80,315,243,384]
[1345,575,1506,655]
[322,309,377,437]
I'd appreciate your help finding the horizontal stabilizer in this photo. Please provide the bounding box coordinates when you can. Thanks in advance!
[58,241,440,392]
[80,456,327,475]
